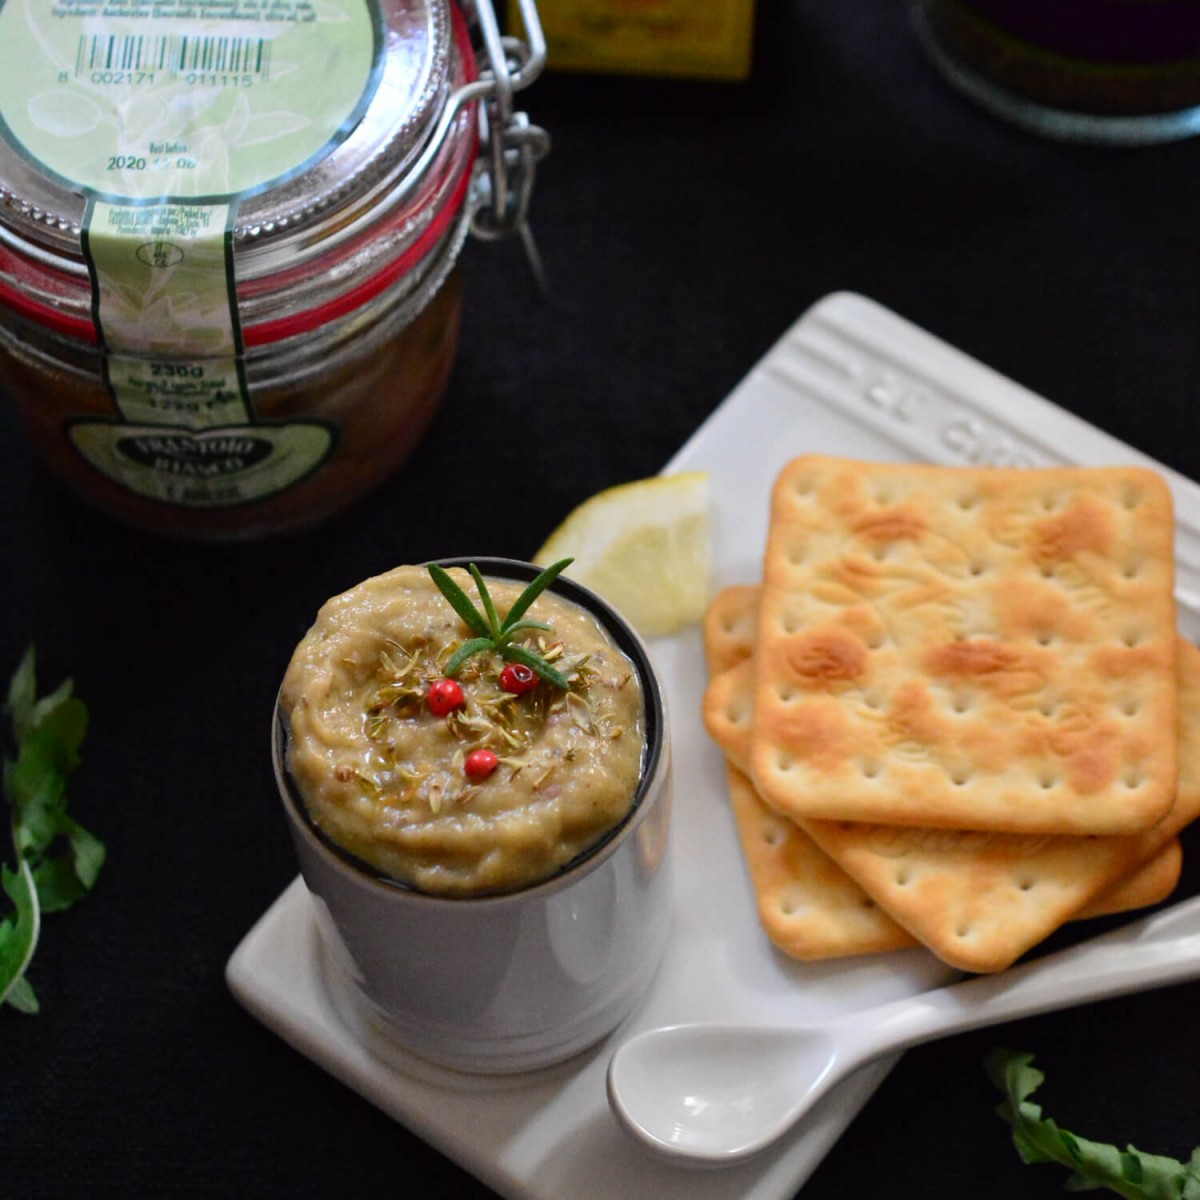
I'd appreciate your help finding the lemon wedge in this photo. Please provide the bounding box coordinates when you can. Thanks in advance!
[534,472,712,639]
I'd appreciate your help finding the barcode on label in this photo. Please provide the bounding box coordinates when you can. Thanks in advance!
[75,35,272,78]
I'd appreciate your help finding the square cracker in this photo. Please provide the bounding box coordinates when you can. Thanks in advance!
[701,590,1178,961]
[751,456,1178,836]
[704,584,1193,971]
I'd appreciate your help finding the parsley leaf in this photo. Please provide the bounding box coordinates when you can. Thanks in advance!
[0,647,105,1012]
[987,1049,1200,1199]
[0,863,40,1013]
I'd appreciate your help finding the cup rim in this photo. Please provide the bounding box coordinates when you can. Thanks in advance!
[276,556,668,908]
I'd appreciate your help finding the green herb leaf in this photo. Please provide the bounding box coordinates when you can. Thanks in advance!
[987,1049,1200,1200]
[1,648,103,1013]
[32,814,105,913]
[6,650,37,744]
[469,564,503,638]
[9,689,88,858]
[501,644,570,690]
[444,637,495,678]
[0,861,40,1011]
[5,974,39,1015]
[500,619,552,638]
[427,564,491,639]
[501,558,573,632]
[426,560,577,689]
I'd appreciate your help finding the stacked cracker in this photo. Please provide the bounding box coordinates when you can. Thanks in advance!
[703,455,1198,972]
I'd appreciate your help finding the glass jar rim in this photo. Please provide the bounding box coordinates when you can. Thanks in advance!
[0,0,456,245]
[0,161,472,347]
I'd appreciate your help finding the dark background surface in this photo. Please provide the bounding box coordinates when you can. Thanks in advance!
[4,1,1200,1196]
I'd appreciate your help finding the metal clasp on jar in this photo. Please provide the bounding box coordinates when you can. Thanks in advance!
[371,1,550,287]
[467,0,551,285]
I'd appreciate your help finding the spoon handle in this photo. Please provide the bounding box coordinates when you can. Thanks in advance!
[840,894,1200,1067]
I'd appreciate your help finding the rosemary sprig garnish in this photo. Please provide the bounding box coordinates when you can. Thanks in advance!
[427,560,574,689]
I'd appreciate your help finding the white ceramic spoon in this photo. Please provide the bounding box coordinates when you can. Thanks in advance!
[607,894,1200,1167]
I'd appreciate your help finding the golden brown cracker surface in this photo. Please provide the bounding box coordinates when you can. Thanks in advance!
[702,583,759,674]
[703,658,754,769]
[750,456,1178,836]
[704,587,915,959]
[723,766,916,959]
[1079,840,1182,919]
[704,583,1196,971]
[803,640,1200,972]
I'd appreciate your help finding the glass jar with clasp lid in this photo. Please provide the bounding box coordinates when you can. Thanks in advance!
[0,0,547,539]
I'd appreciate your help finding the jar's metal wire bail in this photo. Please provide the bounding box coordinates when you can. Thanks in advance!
[466,0,552,293]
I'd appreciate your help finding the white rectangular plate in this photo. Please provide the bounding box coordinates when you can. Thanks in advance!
[227,292,1200,1200]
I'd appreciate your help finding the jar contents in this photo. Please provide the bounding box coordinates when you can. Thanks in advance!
[280,564,647,896]
[1,268,464,539]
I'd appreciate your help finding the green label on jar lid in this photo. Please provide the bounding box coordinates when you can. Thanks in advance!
[0,0,382,201]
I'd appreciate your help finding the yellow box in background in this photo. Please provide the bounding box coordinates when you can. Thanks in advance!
[512,0,755,82]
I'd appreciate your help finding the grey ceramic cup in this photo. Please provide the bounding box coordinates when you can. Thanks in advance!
[276,558,673,1073]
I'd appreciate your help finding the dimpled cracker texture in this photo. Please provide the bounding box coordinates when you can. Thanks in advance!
[802,639,1200,971]
[705,584,761,675]
[721,766,917,958]
[751,457,1178,836]
[703,584,1194,970]
[802,664,1194,971]
[702,591,916,958]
